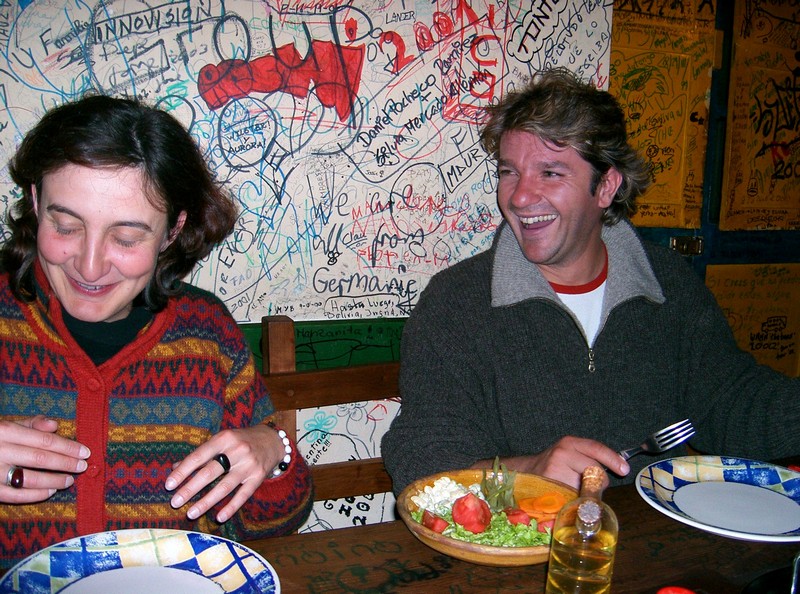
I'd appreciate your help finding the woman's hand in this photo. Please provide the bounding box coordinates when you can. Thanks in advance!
[165,424,285,523]
[0,415,91,504]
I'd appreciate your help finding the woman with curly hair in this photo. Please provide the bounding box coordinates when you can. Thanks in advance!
[0,95,312,569]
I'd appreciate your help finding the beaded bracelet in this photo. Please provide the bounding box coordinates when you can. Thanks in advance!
[268,421,292,477]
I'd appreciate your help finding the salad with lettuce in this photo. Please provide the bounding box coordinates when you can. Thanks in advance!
[409,460,567,548]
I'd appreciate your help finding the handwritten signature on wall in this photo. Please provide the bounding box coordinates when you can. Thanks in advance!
[0,0,612,321]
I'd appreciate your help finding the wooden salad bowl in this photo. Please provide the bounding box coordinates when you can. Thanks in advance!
[397,469,577,567]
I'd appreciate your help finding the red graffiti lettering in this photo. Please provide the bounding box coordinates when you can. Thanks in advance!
[198,40,365,121]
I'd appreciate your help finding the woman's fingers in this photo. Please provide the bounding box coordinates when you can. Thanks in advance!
[185,473,236,521]
[0,464,76,504]
[167,458,228,512]
[213,481,259,523]
[0,418,90,505]
[1,485,58,504]
[166,427,278,522]
[182,468,260,523]
[4,465,76,490]
[1,418,91,473]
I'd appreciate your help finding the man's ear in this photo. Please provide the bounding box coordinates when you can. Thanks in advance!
[596,168,623,209]
[162,210,187,251]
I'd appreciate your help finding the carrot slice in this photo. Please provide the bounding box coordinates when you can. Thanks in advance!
[525,509,557,523]
[518,492,568,515]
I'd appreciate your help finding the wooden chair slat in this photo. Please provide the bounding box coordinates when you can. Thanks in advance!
[260,315,400,522]
[262,315,296,374]
[266,363,400,410]
[311,459,394,501]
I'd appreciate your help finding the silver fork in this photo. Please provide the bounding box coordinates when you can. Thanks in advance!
[618,418,695,461]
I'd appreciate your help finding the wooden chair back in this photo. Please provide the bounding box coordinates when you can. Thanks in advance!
[261,315,399,501]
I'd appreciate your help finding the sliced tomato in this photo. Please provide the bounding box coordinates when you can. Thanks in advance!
[421,510,449,533]
[536,518,555,533]
[504,507,531,526]
[451,492,492,534]
[656,588,696,594]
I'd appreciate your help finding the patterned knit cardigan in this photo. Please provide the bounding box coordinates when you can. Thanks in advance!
[0,264,312,569]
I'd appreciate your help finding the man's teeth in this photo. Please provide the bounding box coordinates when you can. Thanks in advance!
[520,214,557,224]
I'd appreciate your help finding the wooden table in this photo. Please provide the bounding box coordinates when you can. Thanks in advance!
[245,479,799,593]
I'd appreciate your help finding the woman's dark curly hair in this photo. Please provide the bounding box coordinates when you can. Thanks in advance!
[2,94,237,310]
[480,68,652,225]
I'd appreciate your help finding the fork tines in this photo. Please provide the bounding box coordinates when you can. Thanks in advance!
[656,418,695,449]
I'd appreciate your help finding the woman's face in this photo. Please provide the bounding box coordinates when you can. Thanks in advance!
[34,163,183,323]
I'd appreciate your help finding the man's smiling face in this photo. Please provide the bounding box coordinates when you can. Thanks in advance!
[496,130,620,286]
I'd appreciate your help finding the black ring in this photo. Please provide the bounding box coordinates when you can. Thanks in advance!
[213,454,231,474]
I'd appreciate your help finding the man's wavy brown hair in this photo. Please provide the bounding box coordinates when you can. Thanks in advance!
[480,68,652,225]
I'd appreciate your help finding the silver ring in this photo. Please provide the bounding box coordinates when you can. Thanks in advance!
[6,466,24,489]
[213,454,231,474]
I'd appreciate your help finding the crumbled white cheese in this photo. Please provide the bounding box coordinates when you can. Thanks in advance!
[411,476,483,516]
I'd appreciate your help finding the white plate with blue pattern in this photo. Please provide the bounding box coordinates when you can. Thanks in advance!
[637,456,800,542]
[0,529,279,593]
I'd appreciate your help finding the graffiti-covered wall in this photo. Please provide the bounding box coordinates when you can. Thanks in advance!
[0,0,613,321]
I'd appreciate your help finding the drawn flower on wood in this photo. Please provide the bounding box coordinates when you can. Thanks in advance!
[303,411,337,443]
[337,402,367,423]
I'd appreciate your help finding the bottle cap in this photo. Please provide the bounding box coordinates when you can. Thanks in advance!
[577,500,602,524]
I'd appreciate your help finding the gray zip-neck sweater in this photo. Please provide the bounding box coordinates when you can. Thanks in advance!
[493,219,666,355]
[383,220,799,494]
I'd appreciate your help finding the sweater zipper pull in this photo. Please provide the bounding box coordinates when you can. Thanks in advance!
[588,348,596,373]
